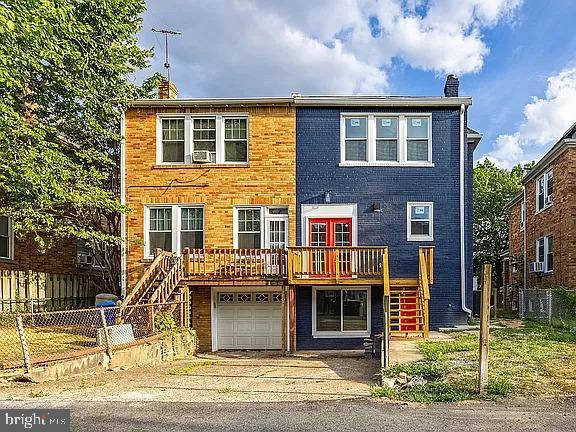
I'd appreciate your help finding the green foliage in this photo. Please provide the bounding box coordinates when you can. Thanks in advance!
[373,323,576,402]
[554,288,576,320]
[169,360,217,375]
[154,311,177,334]
[487,377,514,396]
[0,1,158,291]
[383,360,449,380]
[473,159,532,279]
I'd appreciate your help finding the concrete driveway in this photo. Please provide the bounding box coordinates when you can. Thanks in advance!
[0,351,380,403]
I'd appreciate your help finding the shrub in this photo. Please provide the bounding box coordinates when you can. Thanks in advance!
[154,311,177,334]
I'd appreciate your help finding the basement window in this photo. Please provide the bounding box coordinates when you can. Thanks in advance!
[313,287,370,337]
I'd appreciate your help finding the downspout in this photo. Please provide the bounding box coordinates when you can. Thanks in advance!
[523,185,527,291]
[120,111,127,298]
[460,104,472,315]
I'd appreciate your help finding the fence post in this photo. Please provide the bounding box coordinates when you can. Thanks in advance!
[99,308,113,357]
[478,263,492,395]
[149,304,155,333]
[182,287,190,328]
[16,316,32,374]
[548,289,553,325]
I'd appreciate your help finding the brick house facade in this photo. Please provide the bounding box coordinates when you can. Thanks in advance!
[506,124,576,292]
[122,76,479,352]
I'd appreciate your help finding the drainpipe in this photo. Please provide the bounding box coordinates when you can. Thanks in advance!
[120,111,127,299]
[523,185,527,291]
[460,104,472,315]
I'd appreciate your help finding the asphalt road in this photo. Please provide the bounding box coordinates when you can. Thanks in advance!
[1,397,575,432]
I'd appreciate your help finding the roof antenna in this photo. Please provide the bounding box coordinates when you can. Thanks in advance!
[152,28,182,81]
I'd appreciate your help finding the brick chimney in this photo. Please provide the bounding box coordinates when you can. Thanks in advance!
[158,79,178,99]
[444,74,459,97]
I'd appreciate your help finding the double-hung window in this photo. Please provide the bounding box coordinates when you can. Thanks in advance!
[536,169,553,212]
[158,115,248,165]
[313,287,370,337]
[146,205,204,257]
[161,119,185,163]
[536,235,553,273]
[341,114,432,165]
[235,206,288,249]
[407,202,433,241]
[0,216,12,260]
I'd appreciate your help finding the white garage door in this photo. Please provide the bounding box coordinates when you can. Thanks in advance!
[216,291,282,350]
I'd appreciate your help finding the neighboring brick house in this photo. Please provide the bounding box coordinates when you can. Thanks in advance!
[122,76,480,352]
[505,123,576,293]
[0,215,99,275]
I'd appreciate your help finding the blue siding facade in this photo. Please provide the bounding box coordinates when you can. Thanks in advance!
[295,106,473,350]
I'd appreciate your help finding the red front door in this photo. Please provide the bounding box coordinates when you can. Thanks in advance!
[308,218,352,276]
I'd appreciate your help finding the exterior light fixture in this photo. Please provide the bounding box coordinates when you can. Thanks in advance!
[324,191,331,204]
[372,202,382,213]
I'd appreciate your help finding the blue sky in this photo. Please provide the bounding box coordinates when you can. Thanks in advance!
[137,0,576,168]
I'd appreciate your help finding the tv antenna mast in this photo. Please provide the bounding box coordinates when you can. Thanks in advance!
[152,28,182,81]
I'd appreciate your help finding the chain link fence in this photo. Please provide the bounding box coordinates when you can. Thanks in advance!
[520,288,576,328]
[0,301,189,370]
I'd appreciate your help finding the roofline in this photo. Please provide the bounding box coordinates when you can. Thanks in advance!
[129,95,472,108]
[522,138,576,183]
[130,97,294,108]
[506,191,524,209]
[293,96,472,107]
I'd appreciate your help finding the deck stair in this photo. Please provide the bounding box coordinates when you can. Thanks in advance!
[121,249,185,319]
[387,247,433,339]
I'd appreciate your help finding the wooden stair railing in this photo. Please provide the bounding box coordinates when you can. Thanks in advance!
[123,249,173,307]
[418,247,434,338]
[148,254,184,304]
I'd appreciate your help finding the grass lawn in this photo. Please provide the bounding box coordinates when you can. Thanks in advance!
[372,320,576,403]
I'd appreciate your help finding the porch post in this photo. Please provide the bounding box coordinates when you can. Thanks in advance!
[289,284,296,352]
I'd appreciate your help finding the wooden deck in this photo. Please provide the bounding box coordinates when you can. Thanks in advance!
[180,247,394,286]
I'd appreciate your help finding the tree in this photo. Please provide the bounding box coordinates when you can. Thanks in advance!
[473,159,531,286]
[0,0,161,293]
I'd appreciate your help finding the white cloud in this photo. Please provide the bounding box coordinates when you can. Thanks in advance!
[138,0,522,96]
[481,67,576,168]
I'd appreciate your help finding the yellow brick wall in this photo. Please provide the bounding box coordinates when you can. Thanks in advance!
[124,105,296,288]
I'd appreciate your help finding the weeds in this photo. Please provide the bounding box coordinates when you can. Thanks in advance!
[29,389,48,398]
[373,320,576,403]
[169,360,216,375]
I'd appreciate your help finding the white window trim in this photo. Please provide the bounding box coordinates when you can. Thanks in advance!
[156,113,250,165]
[233,206,289,249]
[407,202,434,242]
[535,169,553,213]
[339,113,433,167]
[0,216,14,260]
[536,235,553,273]
[311,286,371,338]
[144,204,205,258]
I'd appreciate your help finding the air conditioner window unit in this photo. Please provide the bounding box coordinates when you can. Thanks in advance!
[529,261,544,273]
[77,253,94,266]
[193,150,212,163]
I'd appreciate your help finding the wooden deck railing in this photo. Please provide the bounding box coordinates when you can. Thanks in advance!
[287,247,389,283]
[182,248,287,279]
